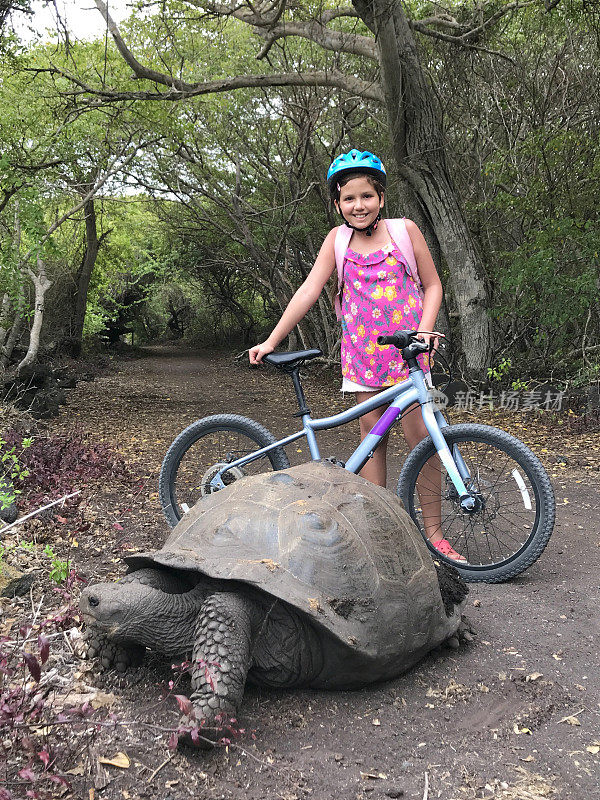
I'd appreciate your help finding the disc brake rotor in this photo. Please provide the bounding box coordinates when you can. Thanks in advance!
[444,476,501,520]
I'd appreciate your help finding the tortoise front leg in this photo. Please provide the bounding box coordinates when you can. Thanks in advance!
[186,592,253,742]
[80,627,145,673]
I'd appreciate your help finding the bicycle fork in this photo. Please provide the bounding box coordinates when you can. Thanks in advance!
[421,403,479,512]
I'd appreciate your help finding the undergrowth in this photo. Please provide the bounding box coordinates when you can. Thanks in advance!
[0,428,132,517]
[0,577,97,799]
[0,541,70,585]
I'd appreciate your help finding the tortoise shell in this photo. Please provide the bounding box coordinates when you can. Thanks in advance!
[126,461,461,675]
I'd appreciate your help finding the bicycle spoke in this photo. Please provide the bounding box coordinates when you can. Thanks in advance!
[405,432,544,568]
[160,416,290,525]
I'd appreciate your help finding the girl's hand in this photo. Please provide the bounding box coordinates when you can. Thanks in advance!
[249,342,275,365]
[416,330,443,366]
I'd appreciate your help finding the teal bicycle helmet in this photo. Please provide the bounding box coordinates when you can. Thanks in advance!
[327,150,387,236]
[326,149,387,189]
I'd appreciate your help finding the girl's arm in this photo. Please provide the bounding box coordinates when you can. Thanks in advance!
[249,228,338,364]
[405,219,443,355]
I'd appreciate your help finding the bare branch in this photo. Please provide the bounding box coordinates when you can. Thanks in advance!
[461,1,535,42]
[11,158,67,172]
[0,185,20,215]
[412,0,536,50]
[321,7,358,24]
[95,0,192,92]
[186,1,370,60]
[255,19,377,61]
[50,65,383,104]
[185,0,280,27]
[0,491,81,537]
[92,0,380,101]
[416,13,460,30]
[409,22,518,63]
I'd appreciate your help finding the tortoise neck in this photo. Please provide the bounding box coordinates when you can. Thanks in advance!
[125,583,209,656]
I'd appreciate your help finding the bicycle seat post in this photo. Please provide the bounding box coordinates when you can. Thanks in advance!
[289,366,311,418]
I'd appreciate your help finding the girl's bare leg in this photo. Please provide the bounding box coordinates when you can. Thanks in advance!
[356,391,388,487]
[401,404,442,542]
[357,392,464,559]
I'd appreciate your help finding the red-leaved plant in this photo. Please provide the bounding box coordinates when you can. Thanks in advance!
[165,658,247,749]
[0,578,95,799]
[2,429,132,513]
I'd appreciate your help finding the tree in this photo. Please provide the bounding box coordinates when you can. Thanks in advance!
[133,71,353,358]
[43,0,538,376]
[0,39,162,369]
[0,0,30,30]
[0,141,146,373]
[15,0,595,382]
[429,1,600,374]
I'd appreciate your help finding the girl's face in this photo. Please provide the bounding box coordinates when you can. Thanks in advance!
[336,176,384,230]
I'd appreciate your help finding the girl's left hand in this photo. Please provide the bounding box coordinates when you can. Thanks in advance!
[416,330,443,366]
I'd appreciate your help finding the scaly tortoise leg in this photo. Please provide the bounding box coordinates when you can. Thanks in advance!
[182,592,254,746]
[80,627,145,672]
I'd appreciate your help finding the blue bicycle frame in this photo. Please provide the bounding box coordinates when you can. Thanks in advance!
[210,366,476,510]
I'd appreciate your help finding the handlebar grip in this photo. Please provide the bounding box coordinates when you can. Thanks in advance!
[377,331,413,348]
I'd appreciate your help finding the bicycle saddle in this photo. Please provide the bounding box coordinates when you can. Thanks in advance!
[263,349,322,371]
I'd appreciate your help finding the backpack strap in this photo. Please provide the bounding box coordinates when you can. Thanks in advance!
[385,218,424,300]
[333,225,353,320]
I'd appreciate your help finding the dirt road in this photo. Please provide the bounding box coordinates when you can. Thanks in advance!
[56,347,600,800]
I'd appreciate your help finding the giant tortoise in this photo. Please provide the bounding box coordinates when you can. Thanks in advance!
[80,461,467,740]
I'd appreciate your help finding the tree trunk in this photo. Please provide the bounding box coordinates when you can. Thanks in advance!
[17,257,52,372]
[353,0,492,378]
[0,293,11,351]
[0,282,26,373]
[68,196,101,356]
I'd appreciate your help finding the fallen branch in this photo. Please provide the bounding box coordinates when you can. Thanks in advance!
[12,715,285,771]
[0,491,81,536]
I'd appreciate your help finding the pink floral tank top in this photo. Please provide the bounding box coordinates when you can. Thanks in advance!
[340,242,430,387]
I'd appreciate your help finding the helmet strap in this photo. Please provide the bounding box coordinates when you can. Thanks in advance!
[342,211,381,237]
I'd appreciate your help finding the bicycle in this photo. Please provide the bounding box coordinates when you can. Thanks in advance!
[159,331,555,583]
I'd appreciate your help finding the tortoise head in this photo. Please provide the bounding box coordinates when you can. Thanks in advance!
[80,581,156,639]
[80,574,209,654]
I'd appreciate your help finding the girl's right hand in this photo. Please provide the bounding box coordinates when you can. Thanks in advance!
[249,342,275,365]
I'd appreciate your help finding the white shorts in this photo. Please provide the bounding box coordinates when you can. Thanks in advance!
[340,373,432,393]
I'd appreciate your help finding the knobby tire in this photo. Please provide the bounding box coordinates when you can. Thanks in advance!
[397,423,555,583]
[159,414,290,528]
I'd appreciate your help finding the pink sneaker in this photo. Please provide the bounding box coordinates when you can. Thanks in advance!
[431,538,467,562]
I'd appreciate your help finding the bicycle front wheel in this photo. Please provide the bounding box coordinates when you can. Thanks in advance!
[159,414,290,527]
[397,423,555,583]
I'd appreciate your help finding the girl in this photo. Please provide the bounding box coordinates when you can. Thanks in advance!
[249,149,464,561]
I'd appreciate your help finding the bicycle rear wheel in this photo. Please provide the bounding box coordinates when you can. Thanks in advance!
[159,414,290,527]
[397,423,555,583]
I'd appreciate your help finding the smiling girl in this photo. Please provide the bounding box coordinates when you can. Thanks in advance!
[249,149,463,561]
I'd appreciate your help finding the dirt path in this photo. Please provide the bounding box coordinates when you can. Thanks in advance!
[54,347,600,800]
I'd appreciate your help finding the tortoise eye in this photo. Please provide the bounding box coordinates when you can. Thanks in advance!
[87,595,99,608]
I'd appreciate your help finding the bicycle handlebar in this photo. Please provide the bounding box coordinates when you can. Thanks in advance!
[376,331,429,352]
